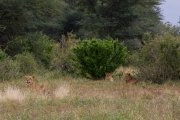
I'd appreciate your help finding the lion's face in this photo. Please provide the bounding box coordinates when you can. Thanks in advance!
[25,76,35,86]
[123,73,131,81]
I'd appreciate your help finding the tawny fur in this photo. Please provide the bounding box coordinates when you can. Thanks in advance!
[25,76,46,94]
[122,73,138,85]
[105,72,114,82]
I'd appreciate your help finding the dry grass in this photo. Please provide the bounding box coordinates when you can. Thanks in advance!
[0,76,180,120]
[53,84,70,99]
[0,86,25,102]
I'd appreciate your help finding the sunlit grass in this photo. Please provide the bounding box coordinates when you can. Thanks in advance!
[53,84,70,99]
[0,86,25,102]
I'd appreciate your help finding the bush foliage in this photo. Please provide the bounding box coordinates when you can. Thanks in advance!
[15,52,38,74]
[72,37,128,79]
[0,48,7,61]
[50,33,78,74]
[6,32,54,68]
[0,52,38,81]
[0,58,20,81]
[130,33,180,84]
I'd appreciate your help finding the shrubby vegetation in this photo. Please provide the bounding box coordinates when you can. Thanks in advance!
[72,37,128,79]
[6,32,54,68]
[0,49,6,61]
[0,32,54,80]
[1,25,179,83]
[15,52,38,75]
[0,58,20,80]
[130,31,180,84]
[0,52,38,81]
[50,33,78,77]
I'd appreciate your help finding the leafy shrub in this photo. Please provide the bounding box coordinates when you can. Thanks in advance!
[6,32,54,68]
[0,59,20,81]
[5,36,30,56]
[15,52,38,74]
[0,52,39,81]
[72,37,128,79]
[50,33,78,74]
[0,48,7,61]
[130,33,180,84]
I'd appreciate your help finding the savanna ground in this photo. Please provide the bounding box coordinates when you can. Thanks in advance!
[1,72,180,120]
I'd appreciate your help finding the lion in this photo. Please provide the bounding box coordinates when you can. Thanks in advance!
[25,76,46,94]
[122,73,138,85]
[105,72,114,82]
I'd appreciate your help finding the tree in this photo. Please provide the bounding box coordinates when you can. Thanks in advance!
[0,0,65,48]
[65,0,163,39]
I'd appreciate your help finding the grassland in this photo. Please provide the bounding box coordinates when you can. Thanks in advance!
[0,75,180,120]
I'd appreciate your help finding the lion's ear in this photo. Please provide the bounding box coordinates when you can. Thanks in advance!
[32,76,35,79]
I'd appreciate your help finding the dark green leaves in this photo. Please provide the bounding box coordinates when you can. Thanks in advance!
[72,38,128,79]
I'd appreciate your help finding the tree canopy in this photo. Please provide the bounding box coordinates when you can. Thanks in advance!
[0,0,165,49]
[0,0,66,47]
[65,0,164,39]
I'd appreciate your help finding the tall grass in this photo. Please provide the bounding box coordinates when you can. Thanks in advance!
[0,76,180,120]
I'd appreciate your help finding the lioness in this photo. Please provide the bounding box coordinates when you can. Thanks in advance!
[25,76,46,94]
[105,72,114,82]
[122,73,138,85]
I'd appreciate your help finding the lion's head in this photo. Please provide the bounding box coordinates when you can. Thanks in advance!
[122,73,137,84]
[25,76,35,86]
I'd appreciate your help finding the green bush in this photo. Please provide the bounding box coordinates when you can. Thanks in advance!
[0,59,20,81]
[50,33,78,74]
[5,36,30,56]
[15,52,38,74]
[0,48,7,61]
[29,32,54,69]
[0,52,39,81]
[6,32,54,68]
[130,33,180,84]
[72,37,128,79]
